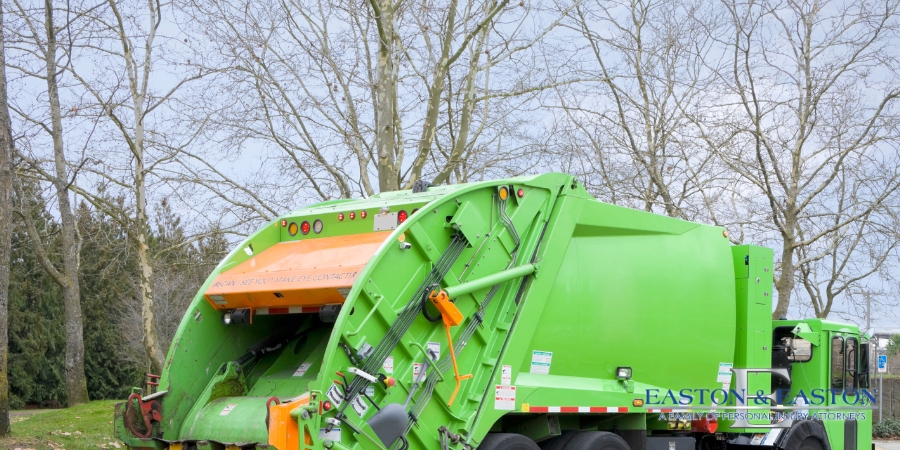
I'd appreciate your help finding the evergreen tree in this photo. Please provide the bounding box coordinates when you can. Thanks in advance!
[7,194,66,408]
[77,201,143,399]
[6,193,231,405]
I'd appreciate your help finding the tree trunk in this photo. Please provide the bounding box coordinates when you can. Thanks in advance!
[409,0,459,188]
[106,0,165,372]
[431,16,488,186]
[43,0,89,405]
[0,2,15,436]
[374,0,399,192]
[135,118,164,373]
[773,232,795,320]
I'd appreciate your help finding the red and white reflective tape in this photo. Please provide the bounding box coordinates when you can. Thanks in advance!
[255,306,322,315]
[647,408,690,413]
[522,405,630,413]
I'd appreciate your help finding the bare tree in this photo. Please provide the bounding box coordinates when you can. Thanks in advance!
[58,0,213,372]
[0,0,14,436]
[796,162,900,319]
[116,257,207,368]
[694,0,900,319]
[177,0,572,221]
[552,0,728,222]
[6,0,90,405]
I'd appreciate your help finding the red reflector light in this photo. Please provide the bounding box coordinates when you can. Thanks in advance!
[281,219,287,227]
[691,417,717,433]
[360,210,367,218]
[517,189,525,198]
[323,401,332,411]
[397,210,408,223]
[349,211,356,220]
[301,221,311,235]
[338,213,344,221]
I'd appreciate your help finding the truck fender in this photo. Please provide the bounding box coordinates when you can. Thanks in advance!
[777,421,831,450]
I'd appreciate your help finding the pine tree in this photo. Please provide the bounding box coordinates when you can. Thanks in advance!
[77,201,143,399]
[7,193,66,408]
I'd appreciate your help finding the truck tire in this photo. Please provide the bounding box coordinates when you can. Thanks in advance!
[565,431,631,450]
[539,432,582,450]
[798,437,825,450]
[480,433,541,450]
[779,421,830,450]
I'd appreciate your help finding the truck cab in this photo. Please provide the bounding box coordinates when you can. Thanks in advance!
[769,320,873,450]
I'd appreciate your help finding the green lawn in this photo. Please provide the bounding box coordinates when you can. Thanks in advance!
[1,400,122,450]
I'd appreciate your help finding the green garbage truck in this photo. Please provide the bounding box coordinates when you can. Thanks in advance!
[115,172,873,450]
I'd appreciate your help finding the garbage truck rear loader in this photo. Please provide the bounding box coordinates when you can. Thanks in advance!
[115,172,873,450]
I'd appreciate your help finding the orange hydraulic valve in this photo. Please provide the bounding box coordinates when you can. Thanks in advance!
[428,290,472,406]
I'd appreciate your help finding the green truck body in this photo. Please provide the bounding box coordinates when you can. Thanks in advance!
[115,172,873,450]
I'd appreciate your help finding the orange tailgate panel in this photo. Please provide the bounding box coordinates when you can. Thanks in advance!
[267,395,310,450]
[204,231,391,310]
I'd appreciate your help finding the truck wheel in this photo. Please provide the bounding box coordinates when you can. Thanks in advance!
[564,431,630,450]
[798,437,825,450]
[780,420,829,450]
[539,432,582,450]
[480,433,541,450]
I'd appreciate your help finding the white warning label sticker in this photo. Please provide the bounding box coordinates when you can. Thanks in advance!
[366,385,375,397]
[383,356,394,374]
[293,362,312,377]
[351,395,369,416]
[427,342,441,360]
[220,404,237,416]
[717,362,734,383]
[530,350,552,375]
[319,427,341,442]
[501,365,512,385]
[495,385,516,410]
[326,384,344,407]
[413,363,426,382]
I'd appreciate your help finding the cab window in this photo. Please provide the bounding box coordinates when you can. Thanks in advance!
[784,336,813,362]
[860,342,871,389]
[831,336,844,391]
[845,337,859,391]
[772,326,814,366]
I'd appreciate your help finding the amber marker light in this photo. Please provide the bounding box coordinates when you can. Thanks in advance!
[498,186,509,201]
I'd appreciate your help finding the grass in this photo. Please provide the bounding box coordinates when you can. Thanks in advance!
[1,400,122,450]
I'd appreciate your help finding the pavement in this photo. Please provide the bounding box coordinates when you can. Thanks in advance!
[875,441,900,450]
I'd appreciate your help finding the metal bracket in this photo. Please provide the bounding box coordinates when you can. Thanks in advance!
[124,393,161,439]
